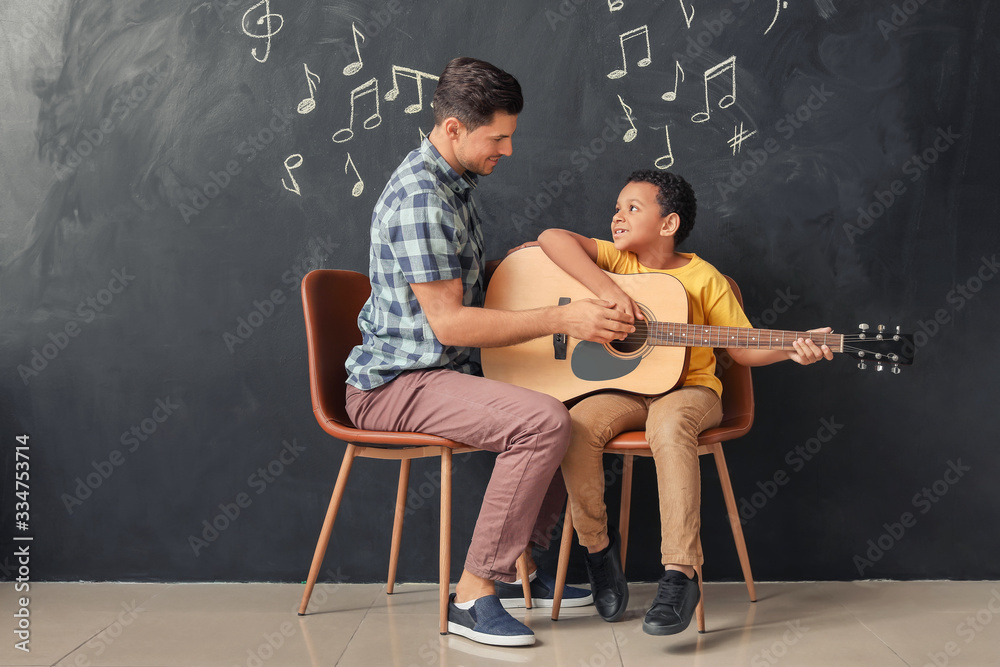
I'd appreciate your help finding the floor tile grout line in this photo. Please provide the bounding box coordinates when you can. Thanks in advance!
[850,607,914,667]
[330,583,388,666]
[45,582,172,667]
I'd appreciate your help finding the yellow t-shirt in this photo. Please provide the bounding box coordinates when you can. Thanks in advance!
[595,239,752,397]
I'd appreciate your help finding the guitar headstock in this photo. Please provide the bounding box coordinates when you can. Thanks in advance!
[847,323,915,374]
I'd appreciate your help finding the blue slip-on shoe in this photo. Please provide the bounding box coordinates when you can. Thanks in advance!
[496,570,594,609]
[447,594,535,647]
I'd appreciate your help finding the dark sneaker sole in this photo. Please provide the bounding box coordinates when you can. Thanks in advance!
[596,588,629,623]
[641,615,693,635]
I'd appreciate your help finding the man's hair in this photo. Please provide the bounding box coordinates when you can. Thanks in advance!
[626,170,697,246]
[432,57,523,132]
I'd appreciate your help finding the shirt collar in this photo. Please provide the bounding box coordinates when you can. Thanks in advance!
[421,138,478,195]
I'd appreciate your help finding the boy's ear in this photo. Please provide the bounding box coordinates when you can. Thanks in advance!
[660,212,681,237]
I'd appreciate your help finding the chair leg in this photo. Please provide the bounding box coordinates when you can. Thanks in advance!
[299,445,358,615]
[694,562,705,633]
[515,553,532,609]
[619,454,634,568]
[387,459,411,595]
[551,505,575,620]
[710,444,757,602]
[439,448,453,635]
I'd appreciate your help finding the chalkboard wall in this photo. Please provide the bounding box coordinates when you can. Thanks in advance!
[1,0,998,585]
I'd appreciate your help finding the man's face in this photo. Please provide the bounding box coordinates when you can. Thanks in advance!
[453,112,517,176]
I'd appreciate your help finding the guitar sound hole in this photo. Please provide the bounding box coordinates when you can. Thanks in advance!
[609,320,648,355]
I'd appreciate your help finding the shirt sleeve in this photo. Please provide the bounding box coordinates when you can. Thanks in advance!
[387,192,464,284]
[705,272,753,329]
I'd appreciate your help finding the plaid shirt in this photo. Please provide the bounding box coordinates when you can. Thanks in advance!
[346,139,485,390]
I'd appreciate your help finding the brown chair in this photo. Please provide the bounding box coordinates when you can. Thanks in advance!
[551,276,757,632]
[297,269,532,633]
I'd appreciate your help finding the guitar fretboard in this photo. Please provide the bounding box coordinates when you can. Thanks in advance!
[648,322,845,353]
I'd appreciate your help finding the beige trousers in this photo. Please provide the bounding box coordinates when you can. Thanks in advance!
[561,385,723,567]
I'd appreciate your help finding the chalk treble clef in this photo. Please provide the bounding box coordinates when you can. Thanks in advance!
[242,0,284,64]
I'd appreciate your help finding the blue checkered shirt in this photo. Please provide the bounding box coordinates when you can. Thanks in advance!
[346,139,485,390]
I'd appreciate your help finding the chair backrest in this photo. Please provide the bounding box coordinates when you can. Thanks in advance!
[716,276,755,432]
[301,269,371,429]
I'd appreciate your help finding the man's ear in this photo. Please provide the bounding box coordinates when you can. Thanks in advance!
[442,117,464,139]
[660,212,681,237]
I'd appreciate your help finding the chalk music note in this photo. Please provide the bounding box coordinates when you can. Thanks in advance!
[617,95,637,143]
[419,126,428,142]
[296,64,321,114]
[242,0,283,64]
[332,78,383,143]
[384,66,439,114]
[607,25,651,80]
[282,154,303,195]
[765,0,789,35]
[661,62,685,101]
[691,56,737,123]
[608,0,624,11]
[343,22,365,75]
[344,153,364,197]
[654,125,675,170]
[678,0,695,29]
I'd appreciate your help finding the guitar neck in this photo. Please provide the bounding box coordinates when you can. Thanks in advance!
[648,322,845,353]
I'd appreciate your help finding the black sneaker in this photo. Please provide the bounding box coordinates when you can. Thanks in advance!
[584,526,629,622]
[642,570,700,636]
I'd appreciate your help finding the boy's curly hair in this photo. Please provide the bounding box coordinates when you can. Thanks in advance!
[626,170,697,246]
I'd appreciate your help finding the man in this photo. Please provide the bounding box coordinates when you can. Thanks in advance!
[344,57,635,647]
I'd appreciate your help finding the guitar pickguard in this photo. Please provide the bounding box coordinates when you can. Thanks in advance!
[571,341,643,381]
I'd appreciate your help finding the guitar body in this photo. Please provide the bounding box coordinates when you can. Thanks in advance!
[482,246,690,402]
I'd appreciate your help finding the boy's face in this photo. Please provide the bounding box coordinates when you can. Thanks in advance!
[611,181,672,252]
[453,111,517,176]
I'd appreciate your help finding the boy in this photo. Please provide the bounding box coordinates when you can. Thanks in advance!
[537,170,833,635]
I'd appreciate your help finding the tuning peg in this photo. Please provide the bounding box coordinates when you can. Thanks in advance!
[859,323,868,339]
[876,363,884,372]
[877,324,885,340]
[858,361,867,370]
[891,365,901,375]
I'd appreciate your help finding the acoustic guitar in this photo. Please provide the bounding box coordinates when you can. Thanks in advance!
[481,246,914,402]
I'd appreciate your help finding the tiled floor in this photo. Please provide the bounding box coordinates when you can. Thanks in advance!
[2,580,999,666]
